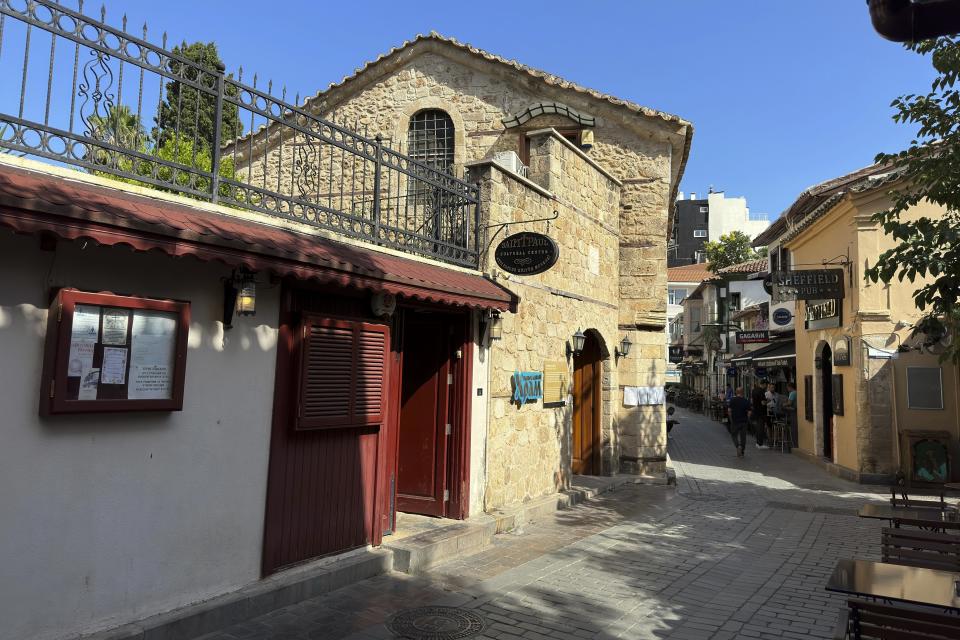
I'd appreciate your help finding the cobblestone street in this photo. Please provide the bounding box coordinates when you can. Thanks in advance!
[199,408,891,640]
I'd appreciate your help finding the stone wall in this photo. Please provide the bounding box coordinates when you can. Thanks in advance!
[471,132,621,509]
[230,44,682,504]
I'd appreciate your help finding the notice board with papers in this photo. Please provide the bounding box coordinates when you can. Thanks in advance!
[41,289,190,414]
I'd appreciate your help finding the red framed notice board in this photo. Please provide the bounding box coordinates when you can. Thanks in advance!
[40,289,190,415]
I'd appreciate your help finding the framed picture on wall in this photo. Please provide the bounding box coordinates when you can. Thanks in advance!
[902,430,953,485]
[832,374,844,416]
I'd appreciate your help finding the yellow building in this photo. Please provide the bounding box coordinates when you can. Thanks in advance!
[776,164,959,483]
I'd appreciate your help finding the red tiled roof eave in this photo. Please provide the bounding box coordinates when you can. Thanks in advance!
[0,165,518,312]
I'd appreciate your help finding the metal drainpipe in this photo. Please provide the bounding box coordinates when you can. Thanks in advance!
[868,0,960,42]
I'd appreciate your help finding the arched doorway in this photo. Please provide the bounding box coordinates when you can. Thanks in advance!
[573,331,602,475]
[821,343,834,460]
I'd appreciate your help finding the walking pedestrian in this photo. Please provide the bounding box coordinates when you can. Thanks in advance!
[727,386,752,458]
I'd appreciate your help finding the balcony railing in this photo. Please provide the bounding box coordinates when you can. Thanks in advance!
[0,0,480,267]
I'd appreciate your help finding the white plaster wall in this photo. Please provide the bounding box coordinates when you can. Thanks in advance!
[707,192,770,241]
[729,280,769,310]
[766,241,796,333]
[0,231,278,640]
[469,310,489,517]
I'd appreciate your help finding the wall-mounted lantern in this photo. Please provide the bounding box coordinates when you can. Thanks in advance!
[814,356,823,370]
[480,310,503,344]
[223,268,256,329]
[236,272,257,317]
[616,335,633,359]
[571,328,586,356]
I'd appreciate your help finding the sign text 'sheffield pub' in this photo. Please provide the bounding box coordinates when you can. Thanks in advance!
[769,269,845,300]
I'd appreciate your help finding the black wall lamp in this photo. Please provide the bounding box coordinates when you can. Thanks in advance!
[616,335,633,359]
[223,268,257,329]
[571,328,586,356]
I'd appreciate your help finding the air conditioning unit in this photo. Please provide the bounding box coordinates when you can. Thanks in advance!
[493,151,528,177]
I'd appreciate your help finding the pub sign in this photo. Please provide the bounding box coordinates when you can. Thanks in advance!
[495,232,560,276]
[833,337,851,366]
[668,345,684,364]
[770,269,844,302]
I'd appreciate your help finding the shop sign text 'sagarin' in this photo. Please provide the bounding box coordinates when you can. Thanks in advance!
[495,232,560,276]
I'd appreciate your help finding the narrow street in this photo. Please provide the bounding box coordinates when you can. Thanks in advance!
[199,409,889,640]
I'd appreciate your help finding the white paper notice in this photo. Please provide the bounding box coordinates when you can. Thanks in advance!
[67,341,95,377]
[623,386,640,407]
[129,310,177,400]
[636,386,666,406]
[100,347,128,385]
[78,368,100,400]
[102,309,129,345]
[71,305,100,343]
[130,365,171,399]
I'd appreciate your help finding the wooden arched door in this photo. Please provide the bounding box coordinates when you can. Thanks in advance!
[572,333,602,475]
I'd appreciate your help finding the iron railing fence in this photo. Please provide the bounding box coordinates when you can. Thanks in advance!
[0,0,481,267]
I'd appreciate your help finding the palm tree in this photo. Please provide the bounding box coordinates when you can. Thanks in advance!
[86,104,150,170]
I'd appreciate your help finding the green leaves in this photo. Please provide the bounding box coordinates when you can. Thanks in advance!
[704,230,762,273]
[867,35,960,363]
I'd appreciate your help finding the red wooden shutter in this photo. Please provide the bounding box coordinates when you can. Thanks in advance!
[297,316,388,430]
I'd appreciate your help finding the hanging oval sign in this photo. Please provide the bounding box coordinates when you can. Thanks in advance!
[494,232,560,276]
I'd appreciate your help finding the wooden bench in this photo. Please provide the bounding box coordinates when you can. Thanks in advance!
[890,486,947,510]
[832,598,960,639]
[882,527,960,571]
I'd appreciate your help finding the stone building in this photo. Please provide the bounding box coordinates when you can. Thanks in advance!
[765,162,959,483]
[0,22,691,640]
[230,33,693,507]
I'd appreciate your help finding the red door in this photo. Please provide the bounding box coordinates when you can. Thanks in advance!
[262,307,388,575]
[396,314,450,517]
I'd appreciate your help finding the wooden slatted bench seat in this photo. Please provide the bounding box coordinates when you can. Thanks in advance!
[881,527,960,572]
[890,486,947,510]
[832,598,960,639]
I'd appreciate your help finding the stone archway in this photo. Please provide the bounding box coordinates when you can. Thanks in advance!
[571,330,613,476]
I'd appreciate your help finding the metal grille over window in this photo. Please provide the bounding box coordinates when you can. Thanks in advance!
[405,110,463,251]
[407,110,455,173]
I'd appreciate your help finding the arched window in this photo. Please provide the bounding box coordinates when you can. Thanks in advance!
[407,109,454,173]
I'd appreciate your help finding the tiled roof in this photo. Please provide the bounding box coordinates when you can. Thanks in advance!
[765,161,903,246]
[304,32,691,130]
[716,259,768,275]
[667,263,713,283]
[0,162,517,311]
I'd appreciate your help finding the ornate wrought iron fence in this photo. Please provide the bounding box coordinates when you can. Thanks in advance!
[0,0,481,267]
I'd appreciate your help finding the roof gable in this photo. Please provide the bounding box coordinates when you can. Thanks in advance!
[303,33,690,132]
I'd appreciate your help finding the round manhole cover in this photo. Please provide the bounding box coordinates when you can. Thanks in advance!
[386,606,487,640]
[679,492,727,502]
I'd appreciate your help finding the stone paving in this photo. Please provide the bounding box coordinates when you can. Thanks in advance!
[198,408,893,640]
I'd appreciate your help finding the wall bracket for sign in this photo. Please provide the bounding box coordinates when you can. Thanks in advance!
[483,209,559,255]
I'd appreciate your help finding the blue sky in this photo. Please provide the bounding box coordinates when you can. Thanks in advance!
[12,1,937,218]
